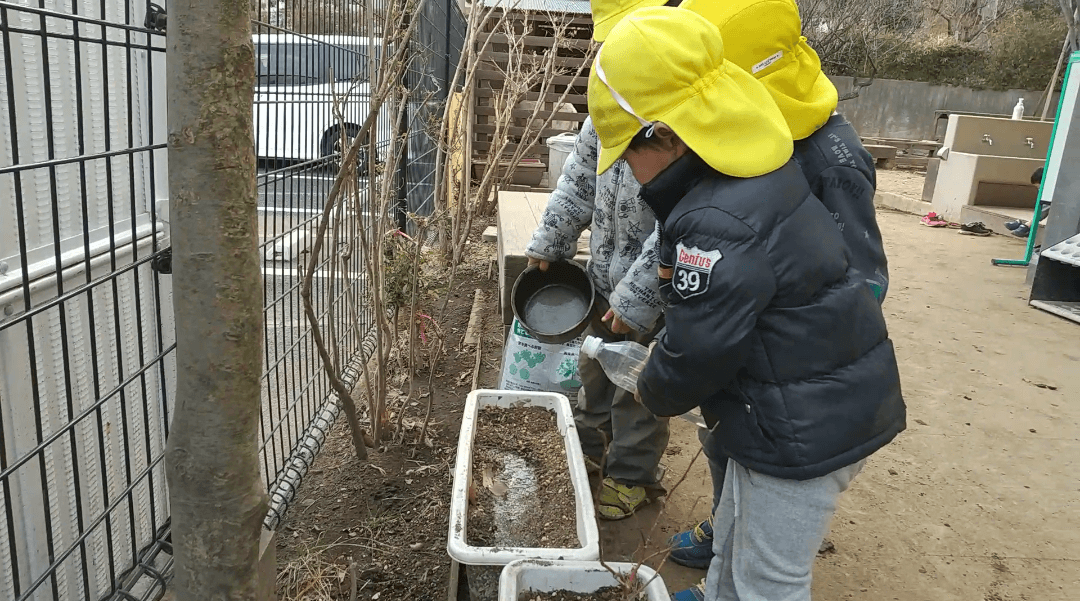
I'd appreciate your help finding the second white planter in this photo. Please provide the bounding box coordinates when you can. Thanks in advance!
[498,559,670,600]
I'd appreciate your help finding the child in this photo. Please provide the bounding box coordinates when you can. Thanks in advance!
[587,8,906,601]
[667,0,891,570]
[1005,167,1050,237]
[523,0,674,520]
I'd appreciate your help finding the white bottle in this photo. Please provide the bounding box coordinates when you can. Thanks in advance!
[1012,98,1025,120]
[582,335,711,428]
[581,336,650,394]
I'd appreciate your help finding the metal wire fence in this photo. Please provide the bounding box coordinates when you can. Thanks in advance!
[0,0,467,599]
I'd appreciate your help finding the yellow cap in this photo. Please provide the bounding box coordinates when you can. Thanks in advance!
[591,0,670,42]
[682,0,838,140]
[587,7,793,177]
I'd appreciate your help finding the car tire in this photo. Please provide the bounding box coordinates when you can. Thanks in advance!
[322,125,372,176]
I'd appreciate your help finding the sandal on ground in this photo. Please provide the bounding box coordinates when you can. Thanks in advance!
[597,477,649,520]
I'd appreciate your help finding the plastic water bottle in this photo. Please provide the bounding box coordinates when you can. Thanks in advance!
[580,336,649,394]
[582,335,711,428]
[1012,98,1025,120]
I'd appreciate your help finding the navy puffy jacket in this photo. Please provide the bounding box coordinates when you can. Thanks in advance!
[794,114,889,303]
[637,154,905,480]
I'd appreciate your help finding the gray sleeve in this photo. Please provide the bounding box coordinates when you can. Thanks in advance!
[525,120,599,262]
[607,225,663,332]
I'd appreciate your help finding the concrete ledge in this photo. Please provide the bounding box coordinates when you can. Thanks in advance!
[875,192,931,216]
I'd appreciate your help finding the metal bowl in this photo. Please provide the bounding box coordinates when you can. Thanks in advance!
[511,260,595,344]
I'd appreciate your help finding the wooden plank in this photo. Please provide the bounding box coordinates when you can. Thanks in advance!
[479,51,588,69]
[482,9,594,27]
[498,190,544,324]
[472,106,588,122]
[501,184,554,193]
[473,89,588,104]
[483,33,594,50]
[447,90,466,210]
[473,123,570,138]
[446,560,460,601]
[472,141,544,155]
[497,190,590,324]
[894,156,930,169]
[863,144,898,160]
[474,69,589,87]
[465,85,474,212]
[474,151,548,163]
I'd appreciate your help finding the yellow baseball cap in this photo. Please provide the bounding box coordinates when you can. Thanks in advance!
[587,7,793,177]
[682,0,838,140]
[591,0,670,41]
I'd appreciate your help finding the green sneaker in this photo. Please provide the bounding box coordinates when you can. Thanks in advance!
[597,477,649,520]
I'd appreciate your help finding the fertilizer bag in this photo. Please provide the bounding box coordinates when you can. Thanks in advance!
[499,317,584,400]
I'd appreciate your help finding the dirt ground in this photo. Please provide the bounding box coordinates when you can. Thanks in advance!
[876,168,930,200]
[274,225,507,601]
[277,173,1079,601]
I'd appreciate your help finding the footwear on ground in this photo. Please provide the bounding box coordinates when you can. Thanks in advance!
[670,579,706,601]
[597,477,649,520]
[667,517,714,569]
[959,222,992,236]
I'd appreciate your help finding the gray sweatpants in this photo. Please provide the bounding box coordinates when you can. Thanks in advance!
[575,321,669,488]
[706,458,866,601]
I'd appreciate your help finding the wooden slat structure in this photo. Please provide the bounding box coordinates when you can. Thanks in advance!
[470,5,594,184]
[862,136,942,170]
[497,190,590,325]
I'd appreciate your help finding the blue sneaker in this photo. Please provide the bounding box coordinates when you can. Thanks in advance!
[667,517,714,569]
[671,580,706,601]
[1012,224,1031,238]
[1004,219,1024,231]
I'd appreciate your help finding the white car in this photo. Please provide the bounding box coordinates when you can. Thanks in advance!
[253,33,390,173]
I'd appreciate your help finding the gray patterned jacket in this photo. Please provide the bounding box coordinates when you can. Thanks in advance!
[525,117,662,333]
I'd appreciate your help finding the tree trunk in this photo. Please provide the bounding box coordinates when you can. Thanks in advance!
[164,0,269,599]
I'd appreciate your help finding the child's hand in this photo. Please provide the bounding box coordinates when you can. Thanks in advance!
[602,309,631,334]
[527,257,551,271]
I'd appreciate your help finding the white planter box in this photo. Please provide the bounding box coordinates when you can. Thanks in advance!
[498,560,670,600]
[447,390,600,565]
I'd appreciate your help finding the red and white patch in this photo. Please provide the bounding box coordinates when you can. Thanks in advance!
[673,242,721,300]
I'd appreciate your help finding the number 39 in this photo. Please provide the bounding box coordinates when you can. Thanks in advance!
[675,269,700,292]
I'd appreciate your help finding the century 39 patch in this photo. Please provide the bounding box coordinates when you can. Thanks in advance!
[672,242,721,300]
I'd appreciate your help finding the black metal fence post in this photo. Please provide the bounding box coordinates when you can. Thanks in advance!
[396,47,411,232]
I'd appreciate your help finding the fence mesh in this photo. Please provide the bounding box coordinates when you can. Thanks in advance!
[0,0,467,598]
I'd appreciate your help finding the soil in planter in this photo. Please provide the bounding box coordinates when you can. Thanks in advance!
[517,587,630,601]
[467,405,579,549]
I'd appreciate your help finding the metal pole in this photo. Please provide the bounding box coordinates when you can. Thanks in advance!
[396,41,411,231]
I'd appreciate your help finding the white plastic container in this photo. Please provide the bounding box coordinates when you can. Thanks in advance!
[546,133,577,188]
[580,336,650,395]
[498,560,670,600]
[1012,97,1025,120]
[448,390,601,600]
